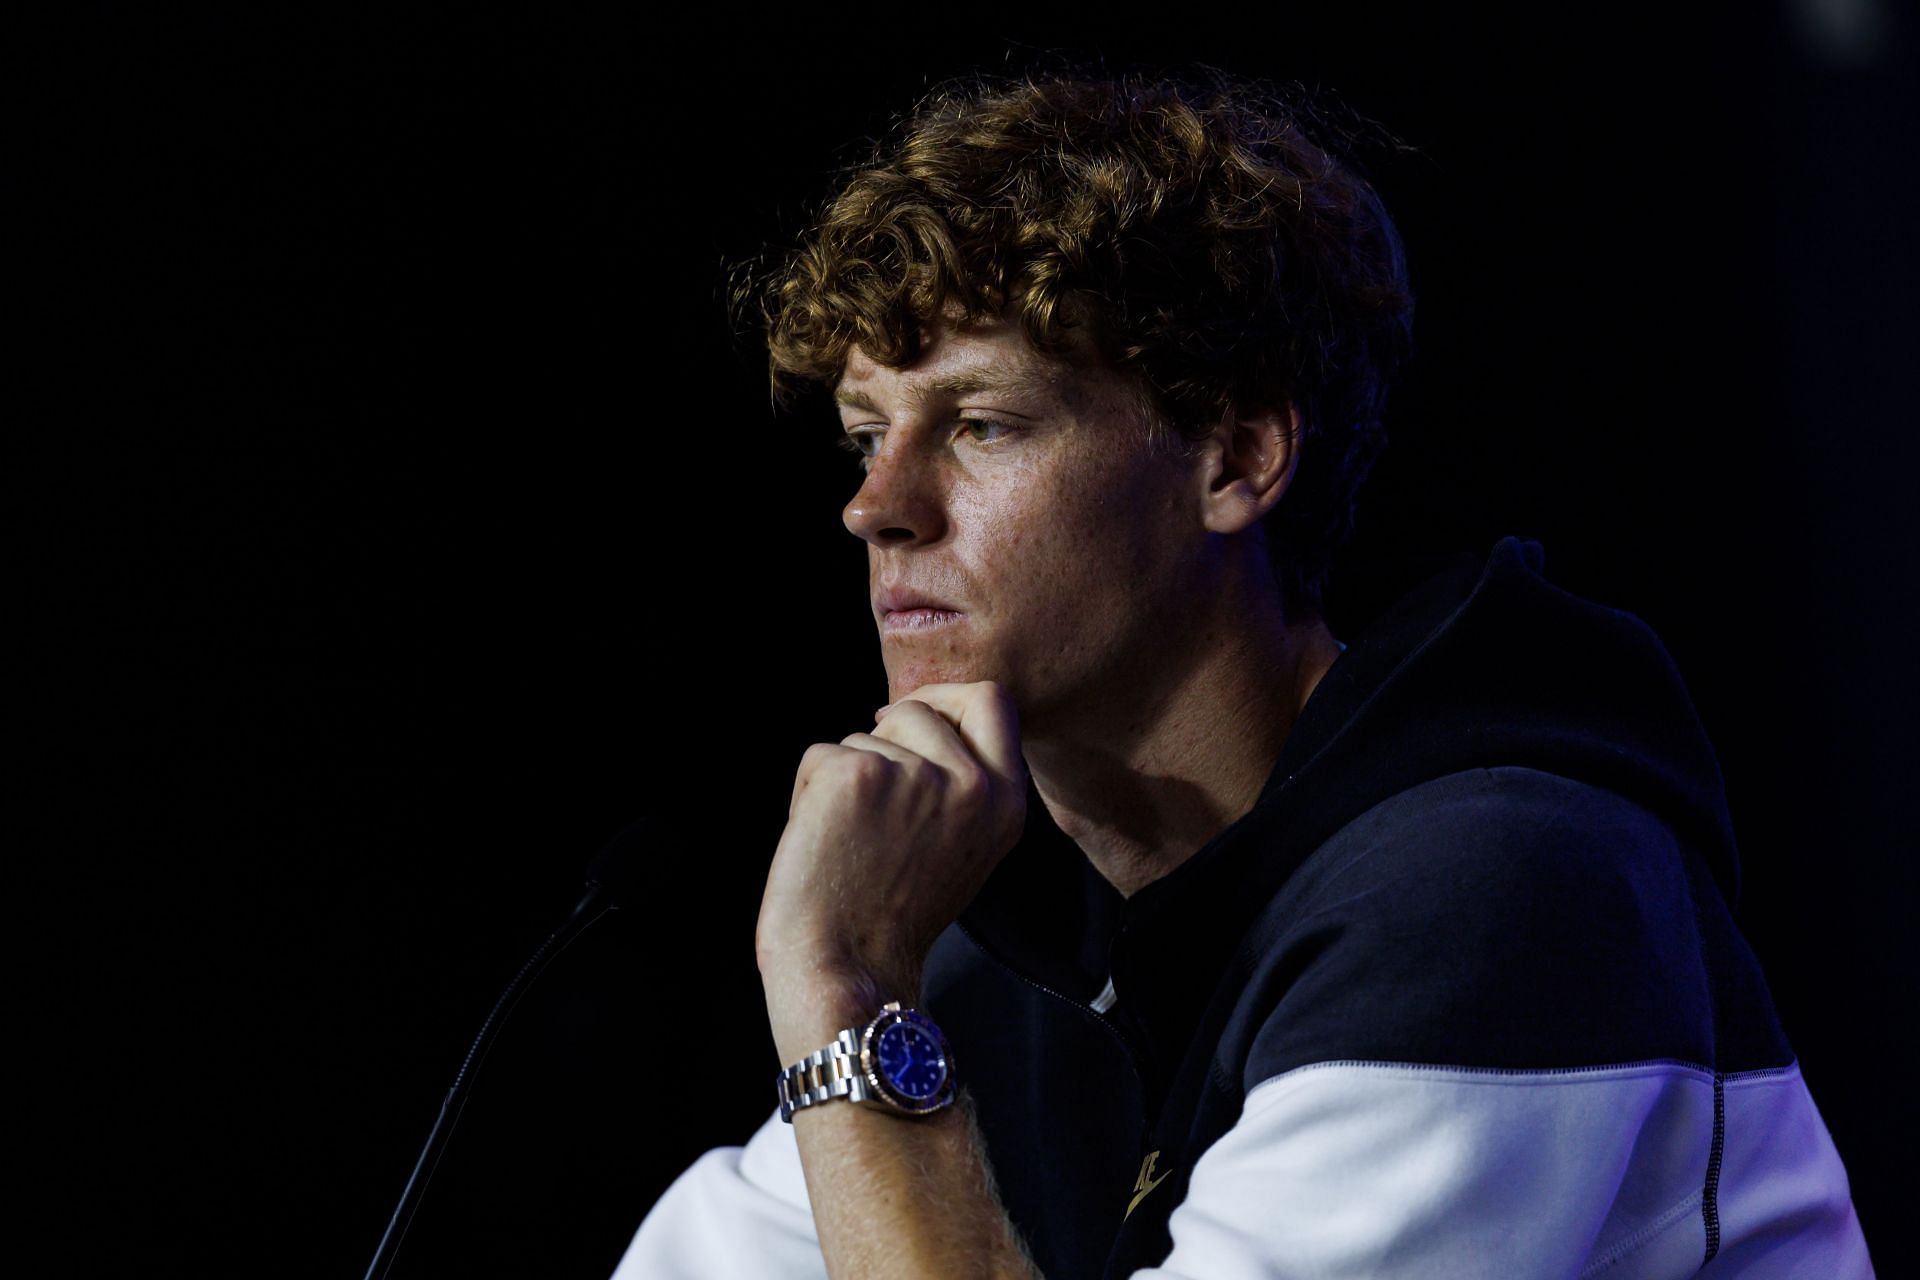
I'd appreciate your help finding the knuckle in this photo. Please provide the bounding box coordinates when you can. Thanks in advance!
[951,764,991,802]
[844,751,894,787]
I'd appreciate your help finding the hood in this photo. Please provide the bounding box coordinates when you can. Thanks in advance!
[955,533,1743,1030]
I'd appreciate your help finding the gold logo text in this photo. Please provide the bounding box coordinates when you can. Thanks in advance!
[1126,1150,1172,1219]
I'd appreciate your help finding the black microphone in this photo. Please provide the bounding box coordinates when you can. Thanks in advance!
[362,816,655,1280]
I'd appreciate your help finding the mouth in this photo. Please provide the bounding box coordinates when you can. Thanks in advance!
[881,607,965,633]
[874,586,965,633]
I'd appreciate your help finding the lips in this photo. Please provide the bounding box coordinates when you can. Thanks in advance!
[874,587,963,617]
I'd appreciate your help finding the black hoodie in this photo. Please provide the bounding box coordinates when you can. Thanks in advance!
[918,533,1872,1278]
[617,534,1872,1278]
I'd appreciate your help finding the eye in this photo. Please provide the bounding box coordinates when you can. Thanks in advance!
[834,418,1013,469]
[836,429,882,464]
[960,418,1015,445]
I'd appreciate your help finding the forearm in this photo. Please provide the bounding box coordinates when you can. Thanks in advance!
[791,1082,1038,1279]
[755,682,1037,1277]
[769,971,1040,1280]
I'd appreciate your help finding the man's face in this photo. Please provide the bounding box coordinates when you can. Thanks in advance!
[835,314,1205,728]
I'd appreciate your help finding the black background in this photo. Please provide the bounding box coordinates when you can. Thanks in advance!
[34,4,1915,1277]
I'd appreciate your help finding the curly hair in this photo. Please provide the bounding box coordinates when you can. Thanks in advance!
[738,67,1417,624]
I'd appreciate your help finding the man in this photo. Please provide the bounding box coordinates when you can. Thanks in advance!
[616,71,1873,1278]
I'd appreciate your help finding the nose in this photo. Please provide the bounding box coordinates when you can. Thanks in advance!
[842,440,947,548]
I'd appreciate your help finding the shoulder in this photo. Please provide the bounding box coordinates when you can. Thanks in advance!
[1237,766,1717,1085]
[1285,764,1693,936]
[1301,765,1679,902]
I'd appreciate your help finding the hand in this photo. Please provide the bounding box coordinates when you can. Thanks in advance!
[756,681,1027,1023]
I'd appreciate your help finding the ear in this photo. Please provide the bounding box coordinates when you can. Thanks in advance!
[1196,402,1302,535]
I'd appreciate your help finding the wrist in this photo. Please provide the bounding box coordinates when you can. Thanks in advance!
[774,999,958,1124]
[763,962,922,1068]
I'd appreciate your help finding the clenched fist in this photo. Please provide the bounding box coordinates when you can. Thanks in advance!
[756,681,1027,1056]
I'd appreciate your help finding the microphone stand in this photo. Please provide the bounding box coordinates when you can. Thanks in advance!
[362,874,623,1280]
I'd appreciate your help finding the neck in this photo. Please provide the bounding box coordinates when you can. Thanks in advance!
[1022,590,1344,899]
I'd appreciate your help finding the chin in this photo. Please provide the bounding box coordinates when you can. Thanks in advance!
[886,654,998,701]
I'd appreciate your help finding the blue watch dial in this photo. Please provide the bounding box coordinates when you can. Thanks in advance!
[875,1018,949,1101]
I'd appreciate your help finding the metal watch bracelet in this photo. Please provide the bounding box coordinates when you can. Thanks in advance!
[775,1024,875,1122]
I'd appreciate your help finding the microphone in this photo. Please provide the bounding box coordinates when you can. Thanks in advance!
[362,816,655,1280]
[578,816,649,913]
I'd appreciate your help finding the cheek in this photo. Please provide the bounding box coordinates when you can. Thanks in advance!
[971,461,1178,619]
[1053,454,1186,576]
[949,484,1048,593]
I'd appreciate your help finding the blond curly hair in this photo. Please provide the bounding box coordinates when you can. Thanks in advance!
[738,67,1417,623]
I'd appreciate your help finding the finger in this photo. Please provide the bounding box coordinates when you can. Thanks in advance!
[867,699,982,780]
[836,729,923,770]
[886,682,1024,783]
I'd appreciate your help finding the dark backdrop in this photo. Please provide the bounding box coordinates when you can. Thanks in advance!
[36,4,1914,1277]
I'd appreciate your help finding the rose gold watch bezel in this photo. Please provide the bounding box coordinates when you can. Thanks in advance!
[856,1004,956,1116]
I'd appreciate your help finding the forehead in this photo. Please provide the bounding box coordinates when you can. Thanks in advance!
[833,315,1107,414]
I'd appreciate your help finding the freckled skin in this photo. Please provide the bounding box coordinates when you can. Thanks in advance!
[839,316,1211,734]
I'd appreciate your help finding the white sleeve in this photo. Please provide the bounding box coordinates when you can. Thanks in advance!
[1128,1059,1873,1280]
[609,1108,825,1280]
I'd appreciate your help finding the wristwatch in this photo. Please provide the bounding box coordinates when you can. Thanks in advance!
[776,1001,956,1122]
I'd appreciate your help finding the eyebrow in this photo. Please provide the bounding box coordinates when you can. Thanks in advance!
[833,367,1049,415]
